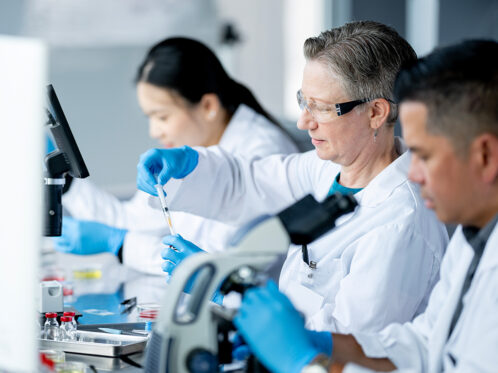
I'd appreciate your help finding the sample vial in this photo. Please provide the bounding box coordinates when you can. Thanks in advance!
[63,311,77,330]
[60,316,76,341]
[44,312,60,341]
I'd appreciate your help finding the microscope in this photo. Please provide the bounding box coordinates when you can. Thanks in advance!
[44,84,89,236]
[144,192,357,373]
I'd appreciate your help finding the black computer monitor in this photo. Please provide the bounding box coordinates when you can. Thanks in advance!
[44,84,89,236]
[46,84,89,178]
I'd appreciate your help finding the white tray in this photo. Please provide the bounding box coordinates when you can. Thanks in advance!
[39,330,148,357]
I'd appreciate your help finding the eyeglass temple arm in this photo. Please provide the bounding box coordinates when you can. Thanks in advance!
[335,98,396,116]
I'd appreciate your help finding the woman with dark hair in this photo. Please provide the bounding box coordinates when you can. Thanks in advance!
[54,37,298,275]
[135,37,288,149]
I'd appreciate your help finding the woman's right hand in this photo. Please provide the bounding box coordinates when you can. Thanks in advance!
[136,145,199,196]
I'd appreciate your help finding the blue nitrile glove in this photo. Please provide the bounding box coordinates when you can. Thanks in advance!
[231,330,332,362]
[233,280,329,373]
[52,217,127,256]
[161,234,204,275]
[306,329,334,356]
[161,235,223,304]
[136,146,199,196]
[232,333,251,361]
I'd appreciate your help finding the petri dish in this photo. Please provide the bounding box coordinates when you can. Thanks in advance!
[55,361,88,373]
[136,303,161,322]
[41,266,66,282]
[62,281,74,296]
[40,349,65,364]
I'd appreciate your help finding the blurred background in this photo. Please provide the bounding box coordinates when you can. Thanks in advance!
[0,0,496,198]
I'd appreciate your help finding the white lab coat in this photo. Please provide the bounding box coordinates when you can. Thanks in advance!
[62,104,298,275]
[161,137,448,332]
[345,223,498,373]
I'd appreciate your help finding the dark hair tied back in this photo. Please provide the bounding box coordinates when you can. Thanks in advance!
[136,37,279,126]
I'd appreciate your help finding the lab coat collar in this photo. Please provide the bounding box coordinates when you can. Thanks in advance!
[475,220,498,273]
[218,104,255,149]
[449,221,498,275]
[354,137,410,207]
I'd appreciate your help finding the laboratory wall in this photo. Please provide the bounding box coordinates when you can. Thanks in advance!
[48,46,155,197]
[217,0,285,122]
[352,0,406,38]
[438,0,498,46]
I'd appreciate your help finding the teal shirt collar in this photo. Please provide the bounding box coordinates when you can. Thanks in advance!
[328,173,363,196]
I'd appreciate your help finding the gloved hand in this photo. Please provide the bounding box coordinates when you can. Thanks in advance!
[306,329,334,356]
[136,146,199,196]
[52,217,127,256]
[232,333,251,361]
[233,281,329,373]
[232,329,332,361]
[231,329,332,362]
[161,234,204,275]
[161,235,223,304]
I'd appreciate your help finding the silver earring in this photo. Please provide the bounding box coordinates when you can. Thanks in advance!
[374,129,378,142]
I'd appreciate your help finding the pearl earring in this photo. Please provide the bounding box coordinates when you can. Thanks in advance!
[208,111,216,119]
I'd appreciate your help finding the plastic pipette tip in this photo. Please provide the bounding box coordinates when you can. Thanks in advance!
[154,184,177,236]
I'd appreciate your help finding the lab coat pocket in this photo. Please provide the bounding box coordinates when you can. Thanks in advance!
[288,258,343,320]
[285,276,324,319]
[301,257,343,304]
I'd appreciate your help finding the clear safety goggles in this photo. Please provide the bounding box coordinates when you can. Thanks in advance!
[297,89,393,123]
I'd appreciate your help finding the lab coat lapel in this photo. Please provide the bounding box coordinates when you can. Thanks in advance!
[428,225,498,373]
[474,223,498,273]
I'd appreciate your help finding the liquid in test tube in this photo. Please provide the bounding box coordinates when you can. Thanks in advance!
[155,184,177,236]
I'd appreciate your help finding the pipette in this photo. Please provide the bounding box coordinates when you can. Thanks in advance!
[155,184,177,236]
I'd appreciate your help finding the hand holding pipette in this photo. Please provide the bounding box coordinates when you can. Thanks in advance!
[154,185,207,279]
[161,235,204,276]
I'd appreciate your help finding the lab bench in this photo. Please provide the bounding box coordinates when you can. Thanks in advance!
[40,249,167,372]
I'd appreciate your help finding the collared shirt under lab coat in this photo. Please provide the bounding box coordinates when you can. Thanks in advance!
[161,137,448,332]
[62,104,298,275]
[344,223,498,373]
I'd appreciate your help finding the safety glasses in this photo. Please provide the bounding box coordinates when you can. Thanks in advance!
[297,89,393,123]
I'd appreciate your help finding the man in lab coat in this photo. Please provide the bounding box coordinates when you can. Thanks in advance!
[233,39,498,373]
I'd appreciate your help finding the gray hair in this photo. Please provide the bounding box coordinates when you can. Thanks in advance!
[304,21,417,124]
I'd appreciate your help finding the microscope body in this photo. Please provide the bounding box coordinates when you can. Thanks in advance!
[44,150,69,236]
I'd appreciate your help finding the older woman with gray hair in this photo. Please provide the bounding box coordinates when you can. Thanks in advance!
[136,21,448,336]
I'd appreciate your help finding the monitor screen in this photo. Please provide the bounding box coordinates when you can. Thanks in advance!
[46,84,89,179]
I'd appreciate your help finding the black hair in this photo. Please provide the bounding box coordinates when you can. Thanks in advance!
[394,39,498,151]
[136,37,282,129]
[394,39,497,104]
